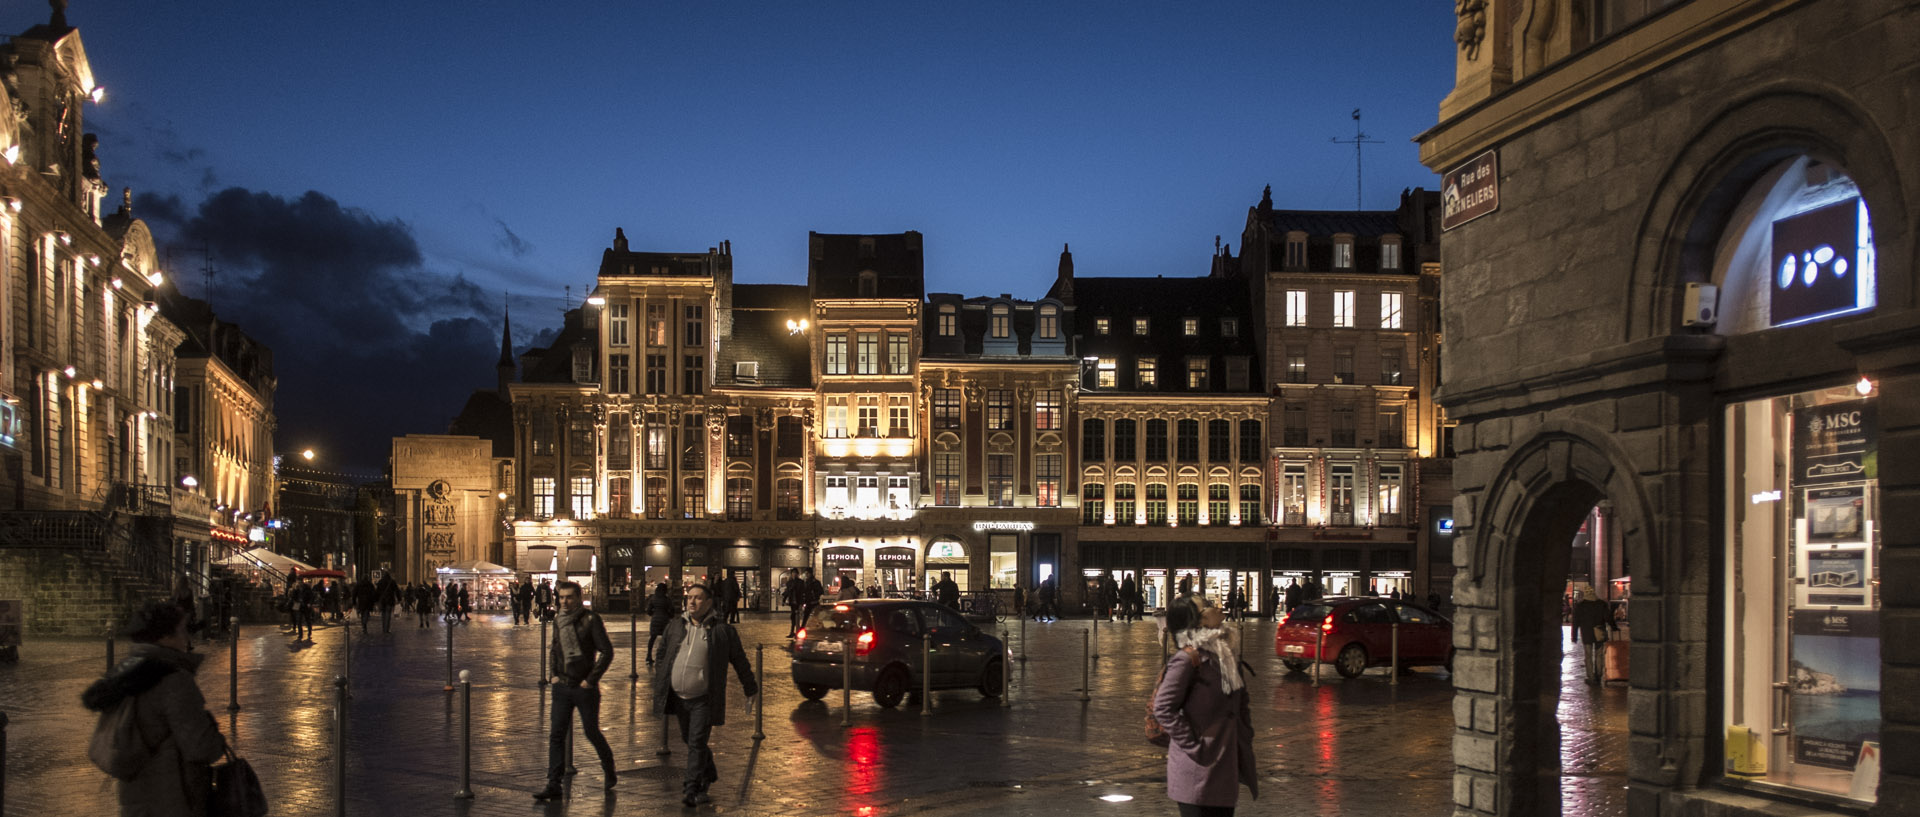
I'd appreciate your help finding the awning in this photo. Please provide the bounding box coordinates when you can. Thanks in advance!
[564,546,595,574]
[519,547,557,573]
[213,547,317,574]
[437,560,514,574]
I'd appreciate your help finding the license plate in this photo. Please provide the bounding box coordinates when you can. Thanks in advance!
[1284,645,1305,654]
[816,641,842,654]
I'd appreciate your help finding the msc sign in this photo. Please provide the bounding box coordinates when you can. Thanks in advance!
[1441,150,1499,231]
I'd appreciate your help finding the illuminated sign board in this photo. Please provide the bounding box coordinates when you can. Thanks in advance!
[971,521,1034,532]
[1771,197,1873,326]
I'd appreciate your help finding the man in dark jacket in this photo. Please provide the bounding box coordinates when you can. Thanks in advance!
[374,571,401,633]
[933,571,960,610]
[352,576,378,633]
[513,579,536,626]
[1571,586,1617,686]
[653,583,759,807]
[645,582,674,665]
[82,600,227,816]
[533,581,617,800]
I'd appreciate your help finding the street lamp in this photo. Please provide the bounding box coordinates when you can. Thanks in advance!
[302,449,316,462]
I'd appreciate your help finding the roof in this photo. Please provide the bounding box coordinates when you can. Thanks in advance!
[921,293,1074,359]
[447,389,513,458]
[519,308,594,384]
[715,284,812,388]
[1262,210,1403,237]
[1070,275,1261,393]
[808,232,925,300]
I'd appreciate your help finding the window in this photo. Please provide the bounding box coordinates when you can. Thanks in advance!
[645,477,668,519]
[888,335,911,374]
[569,475,594,520]
[887,396,911,437]
[608,476,631,519]
[1333,238,1353,269]
[1240,482,1263,525]
[1381,240,1401,270]
[1145,483,1168,525]
[726,415,754,457]
[1096,358,1117,388]
[1285,234,1306,268]
[726,478,752,521]
[533,476,555,519]
[1221,317,1238,337]
[1285,290,1308,326]
[1333,290,1355,327]
[608,303,630,346]
[824,396,848,439]
[646,304,668,346]
[1182,318,1198,336]
[932,389,961,429]
[684,305,704,346]
[937,305,956,337]
[987,454,1014,506]
[776,478,802,520]
[1225,357,1249,391]
[1083,482,1105,524]
[856,396,879,437]
[1281,464,1307,521]
[933,452,961,506]
[856,333,879,375]
[569,417,594,455]
[644,418,669,469]
[1133,317,1150,335]
[1095,318,1110,335]
[681,478,704,519]
[1187,358,1209,390]
[608,414,632,470]
[1284,402,1308,446]
[1328,464,1354,523]
[1113,419,1137,460]
[1376,464,1403,522]
[1176,483,1198,525]
[1334,347,1354,384]
[1286,347,1307,383]
[990,305,1010,338]
[1332,406,1356,447]
[682,354,704,394]
[1137,358,1157,389]
[824,476,848,513]
[1207,419,1230,461]
[1035,389,1062,431]
[1082,418,1105,461]
[986,389,1013,430]
[1176,419,1199,462]
[826,334,848,375]
[1036,454,1061,507]
[857,271,877,297]
[1238,419,1262,461]
[1208,483,1230,524]
[681,413,705,469]
[887,476,911,513]
[606,351,632,393]
[1381,291,1404,329]
[1038,305,1059,339]
[1382,350,1403,386]
[645,354,667,394]
[1114,483,1136,524]
[1145,419,1169,461]
[1379,408,1404,448]
[531,413,554,456]
[777,416,804,457]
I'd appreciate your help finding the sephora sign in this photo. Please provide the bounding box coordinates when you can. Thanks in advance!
[1771,198,1872,326]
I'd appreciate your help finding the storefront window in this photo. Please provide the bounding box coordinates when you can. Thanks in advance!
[1723,383,1880,803]
[989,534,1017,588]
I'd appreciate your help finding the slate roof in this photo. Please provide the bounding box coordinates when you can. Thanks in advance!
[716,284,812,389]
[447,390,514,458]
[808,232,924,300]
[1071,275,1260,393]
[921,293,1073,359]
[519,308,593,384]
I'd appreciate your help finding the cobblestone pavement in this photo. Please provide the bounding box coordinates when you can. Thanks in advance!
[0,612,1624,816]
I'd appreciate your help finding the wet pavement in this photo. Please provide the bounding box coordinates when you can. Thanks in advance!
[0,612,1625,816]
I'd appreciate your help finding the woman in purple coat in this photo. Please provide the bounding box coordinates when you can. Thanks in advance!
[1152,595,1257,816]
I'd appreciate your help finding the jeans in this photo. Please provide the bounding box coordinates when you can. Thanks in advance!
[1584,641,1605,684]
[669,694,717,795]
[548,684,616,784]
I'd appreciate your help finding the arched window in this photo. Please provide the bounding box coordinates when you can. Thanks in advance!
[1711,156,1877,333]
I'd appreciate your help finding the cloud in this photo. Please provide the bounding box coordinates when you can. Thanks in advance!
[494,218,532,258]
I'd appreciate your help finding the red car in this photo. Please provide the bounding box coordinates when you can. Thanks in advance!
[1275,596,1453,678]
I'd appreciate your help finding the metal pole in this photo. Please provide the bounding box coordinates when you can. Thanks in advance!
[1001,632,1011,708]
[539,617,549,687]
[454,670,473,799]
[1079,630,1091,702]
[628,610,639,680]
[1391,622,1400,686]
[227,617,241,712]
[342,617,351,698]
[444,621,454,692]
[1,710,9,814]
[1313,628,1324,687]
[920,638,931,717]
[105,628,114,673]
[841,645,852,727]
[333,675,347,817]
[1091,615,1099,661]
[1018,614,1027,663]
[752,644,765,741]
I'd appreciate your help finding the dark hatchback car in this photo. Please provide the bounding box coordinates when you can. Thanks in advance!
[1274,596,1453,678]
[791,599,1007,708]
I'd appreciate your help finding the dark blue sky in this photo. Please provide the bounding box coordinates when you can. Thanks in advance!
[11,2,1456,473]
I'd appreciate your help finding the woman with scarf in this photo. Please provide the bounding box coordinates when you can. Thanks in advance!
[1152,594,1257,817]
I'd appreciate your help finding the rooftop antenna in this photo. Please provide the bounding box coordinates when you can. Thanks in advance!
[1331,109,1382,211]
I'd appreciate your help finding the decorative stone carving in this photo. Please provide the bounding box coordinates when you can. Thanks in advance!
[1456,0,1487,60]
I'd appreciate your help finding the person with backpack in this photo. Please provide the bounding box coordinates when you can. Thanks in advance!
[82,600,229,817]
[1151,594,1257,817]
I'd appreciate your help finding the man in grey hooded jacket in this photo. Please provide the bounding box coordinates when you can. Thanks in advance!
[652,583,758,807]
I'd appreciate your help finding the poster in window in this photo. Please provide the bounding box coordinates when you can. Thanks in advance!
[1798,545,1871,609]
[1789,611,1881,770]
[1792,400,1875,487]
[1804,486,1866,545]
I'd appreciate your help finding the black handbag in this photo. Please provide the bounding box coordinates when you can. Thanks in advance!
[210,747,268,817]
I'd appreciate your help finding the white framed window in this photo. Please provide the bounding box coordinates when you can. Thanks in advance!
[825,334,848,375]
[1133,317,1150,335]
[1381,239,1402,270]
[608,303,630,346]
[1182,318,1199,336]
[856,396,879,436]
[824,396,848,439]
[1095,318,1110,335]
[856,333,879,375]
[1333,290,1355,327]
[1381,291,1404,329]
[991,305,1011,338]
[1039,305,1059,339]
[887,395,911,437]
[888,335,911,374]
[1220,317,1238,337]
[1333,237,1354,269]
[1096,358,1117,388]
[937,305,956,337]
[1286,290,1308,327]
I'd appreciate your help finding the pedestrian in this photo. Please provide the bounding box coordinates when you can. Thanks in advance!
[375,570,400,633]
[1177,574,1194,598]
[1012,583,1027,620]
[1265,583,1280,621]
[292,580,316,640]
[1100,574,1119,620]
[1152,594,1257,817]
[327,579,345,622]
[934,571,960,609]
[457,582,472,621]
[837,574,861,602]
[646,582,674,665]
[720,574,743,624]
[414,583,432,628]
[1037,576,1057,622]
[536,579,555,621]
[1119,574,1139,622]
[1571,586,1616,686]
[652,583,759,808]
[782,571,804,637]
[804,569,825,624]
[1225,586,1243,622]
[514,578,535,625]
[352,574,377,633]
[82,600,229,817]
[533,581,618,800]
[169,576,199,648]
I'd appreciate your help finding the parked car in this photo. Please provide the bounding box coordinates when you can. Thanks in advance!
[1275,596,1453,678]
[791,599,1007,707]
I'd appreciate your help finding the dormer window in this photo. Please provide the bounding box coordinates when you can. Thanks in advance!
[1333,235,1355,269]
[1285,231,1307,268]
[1381,236,1403,270]
[1095,318,1110,335]
[1038,304,1059,339]
[1182,318,1199,336]
[1221,317,1239,337]
[857,270,878,297]
[990,304,1011,338]
[859,237,876,258]
[937,304,957,337]
[1133,317,1150,335]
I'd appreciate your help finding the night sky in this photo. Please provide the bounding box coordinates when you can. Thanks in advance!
[10,2,1456,476]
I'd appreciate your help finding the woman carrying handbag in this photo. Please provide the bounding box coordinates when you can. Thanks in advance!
[1151,595,1258,817]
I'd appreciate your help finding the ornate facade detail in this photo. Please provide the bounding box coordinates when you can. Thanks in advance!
[1455,0,1487,60]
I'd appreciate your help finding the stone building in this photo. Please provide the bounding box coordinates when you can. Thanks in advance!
[1418,0,1913,814]
[389,434,503,582]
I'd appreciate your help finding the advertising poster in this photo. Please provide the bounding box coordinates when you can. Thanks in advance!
[1800,545,1871,609]
[1805,486,1866,544]
[1789,611,1881,770]
[1793,400,1875,487]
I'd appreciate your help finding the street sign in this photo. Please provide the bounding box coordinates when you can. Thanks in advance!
[1442,149,1499,231]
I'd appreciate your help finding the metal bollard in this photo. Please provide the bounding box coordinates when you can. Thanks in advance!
[228,617,241,712]
[539,618,549,687]
[105,628,115,673]
[752,644,765,741]
[444,621,455,692]
[1313,629,1324,687]
[1079,630,1091,702]
[1390,622,1400,686]
[333,675,348,817]
[454,670,474,799]
[1,710,9,814]
[1001,632,1011,708]
[920,638,931,717]
[657,714,672,756]
[342,620,352,698]
[629,610,640,680]
[841,646,852,727]
[1018,615,1027,663]
[1091,615,1099,660]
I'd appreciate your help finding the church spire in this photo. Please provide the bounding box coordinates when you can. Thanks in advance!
[495,297,515,398]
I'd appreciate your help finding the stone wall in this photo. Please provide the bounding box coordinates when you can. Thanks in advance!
[0,548,170,638]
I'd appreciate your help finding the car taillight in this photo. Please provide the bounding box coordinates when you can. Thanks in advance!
[796,627,807,642]
[855,629,876,656]
[1321,613,1337,634]
[1278,612,1292,628]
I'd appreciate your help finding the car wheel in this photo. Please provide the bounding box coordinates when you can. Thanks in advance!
[979,659,1004,698]
[796,682,828,700]
[872,667,908,708]
[1335,644,1368,679]
[1281,658,1311,673]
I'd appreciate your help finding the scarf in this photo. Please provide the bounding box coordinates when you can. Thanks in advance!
[1172,625,1244,695]
[556,607,586,668]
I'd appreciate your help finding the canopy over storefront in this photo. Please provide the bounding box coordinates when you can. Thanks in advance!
[436,560,513,574]
[214,547,316,574]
